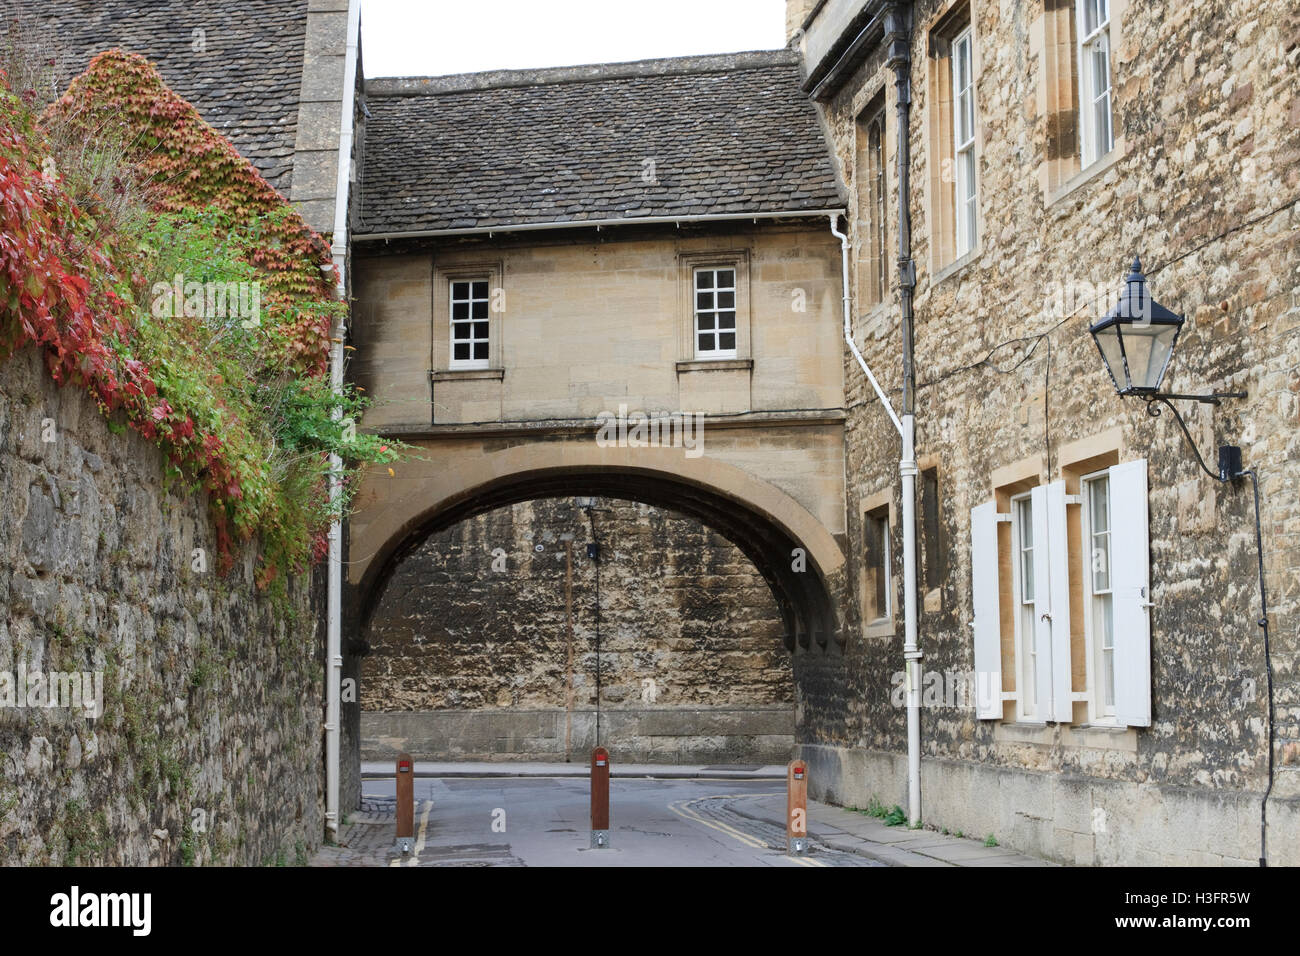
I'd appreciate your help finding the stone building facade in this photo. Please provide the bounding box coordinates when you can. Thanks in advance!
[345,51,854,770]
[792,0,1298,865]
[11,0,1296,866]
[362,498,793,763]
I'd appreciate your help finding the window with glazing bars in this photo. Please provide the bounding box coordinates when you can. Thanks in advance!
[450,279,490,367]
[951,27,977,257]
[694,268,736,357]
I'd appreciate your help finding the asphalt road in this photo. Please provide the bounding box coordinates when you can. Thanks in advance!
[361,777,880,867]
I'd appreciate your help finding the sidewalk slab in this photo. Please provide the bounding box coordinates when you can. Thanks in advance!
[735,794,1057,868]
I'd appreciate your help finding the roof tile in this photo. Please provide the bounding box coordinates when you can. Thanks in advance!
[356,51,843,235]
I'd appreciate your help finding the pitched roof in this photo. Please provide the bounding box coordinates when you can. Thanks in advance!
[356,50,844,236]
[2,0,309,196]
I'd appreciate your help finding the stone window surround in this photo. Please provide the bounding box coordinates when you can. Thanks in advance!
[917,452,944,614]
[924,0,984,278]
[432,257,505,373]
[860,486,897,639]
[846,74,896,330]
[676,248,751,365]
[1033,0,1132,206]
[855,89,890,310]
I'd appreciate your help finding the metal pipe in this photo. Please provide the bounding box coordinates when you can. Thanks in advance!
[353,207,848,242]
[885,0,922,829]
[325,0,362,843]
[831,215,902,436]
[1242,468,1274,867]
[830,207,921,826]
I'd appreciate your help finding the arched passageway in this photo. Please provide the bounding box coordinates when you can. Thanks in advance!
[348,440,849,653]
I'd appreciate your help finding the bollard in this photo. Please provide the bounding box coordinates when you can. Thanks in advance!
[395,751,414,854]
[590,747,610,848]
[787,758,808,855]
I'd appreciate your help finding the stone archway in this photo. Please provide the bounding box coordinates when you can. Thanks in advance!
[348,437,848,651]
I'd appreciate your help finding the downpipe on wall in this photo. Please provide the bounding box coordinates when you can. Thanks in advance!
[830,213,922,828]
[886,1,922,830]
[325,0,363,843]
[826,0,923,828]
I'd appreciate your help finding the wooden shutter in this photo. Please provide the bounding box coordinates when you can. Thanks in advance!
[1045,481,1075,722]
[1110,458,1152,726]
[1029,485,1055,719]
[970,500,1002,719]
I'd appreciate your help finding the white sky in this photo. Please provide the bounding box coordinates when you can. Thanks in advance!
[360,0,788,78]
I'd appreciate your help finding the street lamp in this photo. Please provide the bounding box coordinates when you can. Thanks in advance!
[1089,254,1273,867]
[1089,257,1184,395]
[1089,257,1246,480]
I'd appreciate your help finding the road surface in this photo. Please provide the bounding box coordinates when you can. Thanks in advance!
[329,777,880,867]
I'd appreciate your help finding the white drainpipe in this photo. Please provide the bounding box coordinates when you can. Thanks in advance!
[325,0,362,843]
[830,213,922,826]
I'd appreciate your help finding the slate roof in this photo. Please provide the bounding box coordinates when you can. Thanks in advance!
[2,0,309,196]
[356,50,844,236]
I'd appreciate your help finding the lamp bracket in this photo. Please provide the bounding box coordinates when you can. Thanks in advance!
[1141,392,1245,482]
[1149,390,1247,406]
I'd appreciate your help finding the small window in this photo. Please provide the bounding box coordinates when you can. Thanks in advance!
[864,506,891,622]
[1082,470,1116,720]
[855,99,888,307]
[951,26,978,258]
[450,278,490,368]
[1011,493,1038,719]
[1077,0,1114,167]
[921,467,946,592]
[694,268,737,358]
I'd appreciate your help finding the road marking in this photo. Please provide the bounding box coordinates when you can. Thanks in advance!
[668,797,766,850]
[669,794,827,865]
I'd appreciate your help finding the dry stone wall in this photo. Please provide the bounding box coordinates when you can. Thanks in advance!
[0,347,323,865]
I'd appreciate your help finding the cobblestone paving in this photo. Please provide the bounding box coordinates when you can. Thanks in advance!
[309,797,403,868]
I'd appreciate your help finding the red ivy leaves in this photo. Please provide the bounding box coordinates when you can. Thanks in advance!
[45,50,336,376]
[1,54,341,580]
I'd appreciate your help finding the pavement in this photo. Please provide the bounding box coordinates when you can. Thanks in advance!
[757,797,1055,867]
[315,765,1055,867]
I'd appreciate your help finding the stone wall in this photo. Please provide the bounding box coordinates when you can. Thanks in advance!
[361,497,795,763]
[0,347,324,865]
[794,0,1300,865]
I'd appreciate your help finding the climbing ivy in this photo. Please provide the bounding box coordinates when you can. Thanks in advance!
[0,52,404,584]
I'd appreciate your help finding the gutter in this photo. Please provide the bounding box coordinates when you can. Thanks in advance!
[352,208,847,243]
[324,0,362,844]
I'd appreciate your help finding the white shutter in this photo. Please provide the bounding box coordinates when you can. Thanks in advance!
[970,500,1002,719]
[1045,481,1075,723]
[1029,485,1055,719]
[1110,458,1152,727]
